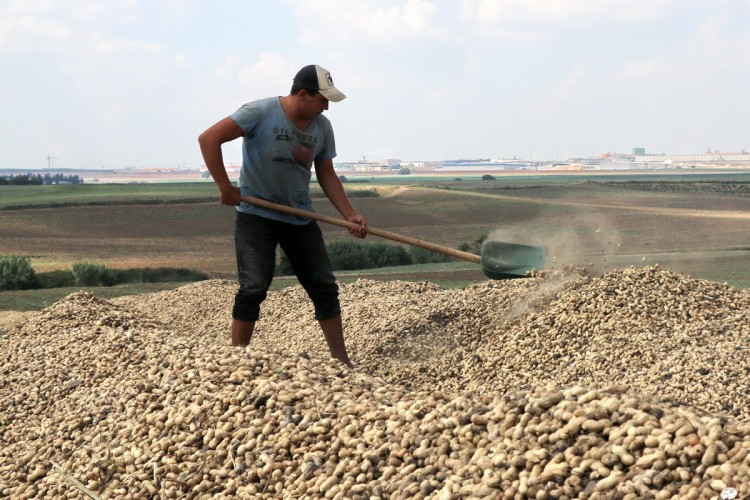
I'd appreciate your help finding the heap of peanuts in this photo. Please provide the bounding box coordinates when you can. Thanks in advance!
[2,265,749,498]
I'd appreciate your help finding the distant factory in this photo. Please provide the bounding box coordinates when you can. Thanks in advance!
[336,148,750,172]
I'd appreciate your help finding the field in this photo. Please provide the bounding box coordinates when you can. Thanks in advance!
[0,171,748,310]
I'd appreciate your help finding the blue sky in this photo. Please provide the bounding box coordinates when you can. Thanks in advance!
[1,0,749,169]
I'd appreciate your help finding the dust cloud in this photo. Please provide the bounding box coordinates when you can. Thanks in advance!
[483,210,624,320]
[484,209,623,277]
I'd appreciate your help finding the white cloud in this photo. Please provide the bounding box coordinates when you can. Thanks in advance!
[0,14,71,51]
[203,53,300,113]
[0,1,159,61]
[615,11,750,85]
[284,0,440,42]
[689,13,750,63]
[618,58,661,80]
[92,35,164,57]
[236,53,298,92]
[460,0,677,38]
[532,65,591,113]
[174,53,190,68]
[2,0,55,16]
[68,1,108,20]
[462,0,675,23]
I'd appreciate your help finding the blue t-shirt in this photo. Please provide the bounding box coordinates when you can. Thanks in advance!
[230,96,337,224]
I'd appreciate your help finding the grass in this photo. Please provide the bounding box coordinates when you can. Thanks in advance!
[0,282,198,311]
[0,182,218,210]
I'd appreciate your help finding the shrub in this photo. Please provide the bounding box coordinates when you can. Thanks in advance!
[474,233,488,254]
[37,270,75,288]
[34,266,207,288]
[112,267,208,284]
[326,240,375,271]
[481,174,496,180]
[454,234,487,256]
[0,256,41,291]
[365,242,411,267]
[72,262,118,287]
[409,246,453,264]
[347,189,380,198]
[276,240,412,276]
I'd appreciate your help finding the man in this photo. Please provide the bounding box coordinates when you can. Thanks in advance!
[198,64,366,369]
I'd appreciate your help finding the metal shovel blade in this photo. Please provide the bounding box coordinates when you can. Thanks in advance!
[480,241,545,279]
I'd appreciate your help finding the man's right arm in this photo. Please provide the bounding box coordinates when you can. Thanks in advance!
[198,117,245,206]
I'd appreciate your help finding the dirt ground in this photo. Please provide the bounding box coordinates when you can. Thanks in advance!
[0,182,747,284]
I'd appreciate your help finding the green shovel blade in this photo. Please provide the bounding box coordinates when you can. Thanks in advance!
[480,241,545,280]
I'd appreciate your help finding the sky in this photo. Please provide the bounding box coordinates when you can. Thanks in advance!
[1,0,750,169]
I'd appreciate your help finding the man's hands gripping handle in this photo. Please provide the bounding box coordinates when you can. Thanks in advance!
[238,195,367,239]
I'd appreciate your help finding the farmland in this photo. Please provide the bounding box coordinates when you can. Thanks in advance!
[0,170,748,311]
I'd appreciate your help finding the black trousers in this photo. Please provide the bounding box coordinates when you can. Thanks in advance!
[232,211,340,322]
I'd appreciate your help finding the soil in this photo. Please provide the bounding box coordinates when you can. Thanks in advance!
[0,182,747,284]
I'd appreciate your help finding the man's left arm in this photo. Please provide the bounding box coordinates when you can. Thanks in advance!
[315,159,367,238]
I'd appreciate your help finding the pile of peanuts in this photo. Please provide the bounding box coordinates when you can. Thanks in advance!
[1,265,749,498]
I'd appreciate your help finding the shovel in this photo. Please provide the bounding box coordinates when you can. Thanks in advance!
[240,195,545,280]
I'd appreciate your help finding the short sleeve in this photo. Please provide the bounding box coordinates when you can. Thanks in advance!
[230,100,267,137]
[315,116,337,161]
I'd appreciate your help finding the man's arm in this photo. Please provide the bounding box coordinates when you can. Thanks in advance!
[315,159,367,238]
[198,117,245,206]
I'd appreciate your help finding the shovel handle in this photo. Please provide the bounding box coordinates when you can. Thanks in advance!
[239,195,481,264]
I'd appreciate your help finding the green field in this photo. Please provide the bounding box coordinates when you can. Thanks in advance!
[0,183,217,209]
[1,171,748,310]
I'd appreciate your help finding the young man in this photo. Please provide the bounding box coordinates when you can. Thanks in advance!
[198,64,366,368]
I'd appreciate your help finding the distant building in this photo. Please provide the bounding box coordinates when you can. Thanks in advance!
[336,158,401,172]
[334,149,750,173]
[401,161,426,169]
[634,152,750,166]
[438,159,542,171]
[561,156,638,170]
[199,162,241,174]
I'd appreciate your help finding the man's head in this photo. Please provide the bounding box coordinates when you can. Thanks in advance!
[291,65,346,102]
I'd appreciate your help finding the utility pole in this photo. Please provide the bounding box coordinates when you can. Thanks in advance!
[46,154,57,169]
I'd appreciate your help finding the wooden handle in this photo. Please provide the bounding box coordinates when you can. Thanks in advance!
[239,195,481,265]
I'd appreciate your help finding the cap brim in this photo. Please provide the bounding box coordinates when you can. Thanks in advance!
[319,87,346,102]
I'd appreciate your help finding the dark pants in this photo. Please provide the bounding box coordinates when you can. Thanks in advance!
[232,212,340,322]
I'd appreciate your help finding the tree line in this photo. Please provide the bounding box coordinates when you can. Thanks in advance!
[0,173,84,185]
[0,256,207,291]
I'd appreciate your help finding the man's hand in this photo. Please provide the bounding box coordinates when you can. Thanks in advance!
[347,214,367,239]
[219,186,242,206]
[198,116,245,206]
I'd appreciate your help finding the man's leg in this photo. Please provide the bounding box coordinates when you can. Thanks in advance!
[232,212,277,346]
[280,221,353,368]
[232,319,255,346]
[318,315,354,369]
